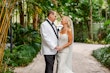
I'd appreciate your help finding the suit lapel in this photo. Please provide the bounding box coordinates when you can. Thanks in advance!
[46,19,58,39]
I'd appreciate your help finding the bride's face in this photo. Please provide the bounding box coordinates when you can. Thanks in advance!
[61,17,68,26]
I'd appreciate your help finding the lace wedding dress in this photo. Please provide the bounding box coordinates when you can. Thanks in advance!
[56,33,74,73]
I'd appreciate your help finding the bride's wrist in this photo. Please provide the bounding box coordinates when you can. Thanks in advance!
[60,47,63,50]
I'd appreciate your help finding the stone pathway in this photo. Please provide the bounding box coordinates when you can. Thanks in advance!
[14,43,110,73]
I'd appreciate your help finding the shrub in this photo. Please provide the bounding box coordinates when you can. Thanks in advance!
[0,64,14,73]
[3,44,40,67]
[92,46,110,68]
[8,23,41,46]
[105,33,110,44]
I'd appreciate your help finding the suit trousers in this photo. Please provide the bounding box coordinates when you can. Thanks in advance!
[44,55,55,73]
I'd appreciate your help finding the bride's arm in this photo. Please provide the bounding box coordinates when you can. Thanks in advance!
[57,29,73,51]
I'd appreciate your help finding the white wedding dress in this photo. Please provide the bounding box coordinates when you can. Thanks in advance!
[56,33,74,73]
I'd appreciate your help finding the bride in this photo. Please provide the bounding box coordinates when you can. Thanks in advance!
[56,16,74,73]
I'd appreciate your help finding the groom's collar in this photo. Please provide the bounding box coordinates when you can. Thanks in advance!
[47,18,54,25]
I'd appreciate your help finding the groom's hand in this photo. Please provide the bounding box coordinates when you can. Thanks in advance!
[55,46,59,51]
[55,46,62,51]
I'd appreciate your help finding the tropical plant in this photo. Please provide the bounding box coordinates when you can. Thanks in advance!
[11,23,41,46]
[92,46,110,68]
[0,0,18,71]
[3,44,40,67]
[104,20,110,43]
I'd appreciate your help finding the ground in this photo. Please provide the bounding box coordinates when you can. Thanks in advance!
[14,43,110,73]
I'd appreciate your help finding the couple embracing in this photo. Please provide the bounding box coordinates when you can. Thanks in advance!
[40,10,74,73]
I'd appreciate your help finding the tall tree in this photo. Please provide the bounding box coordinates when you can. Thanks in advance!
[33,6,39,30]
[0,0,17,71]
[18,0,24,27]
[89,0,93,40]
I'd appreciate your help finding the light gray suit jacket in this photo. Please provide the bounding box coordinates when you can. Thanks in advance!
[40,19,58,55]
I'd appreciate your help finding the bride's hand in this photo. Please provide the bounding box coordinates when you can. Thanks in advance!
[56,46,63,51]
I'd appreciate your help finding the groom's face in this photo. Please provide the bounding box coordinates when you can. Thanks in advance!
[50,12,56,22]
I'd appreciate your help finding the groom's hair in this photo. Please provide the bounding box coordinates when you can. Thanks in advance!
[47,10,55,16]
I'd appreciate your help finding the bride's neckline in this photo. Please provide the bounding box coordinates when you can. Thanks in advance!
[60,27,68,34]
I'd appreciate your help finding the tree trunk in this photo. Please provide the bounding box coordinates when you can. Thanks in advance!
[89,0,93,40]
[19,1,24,27]
[105,9,107,20]
[27,1,30,26]
[33,6,38,30]
[87,20,91,39]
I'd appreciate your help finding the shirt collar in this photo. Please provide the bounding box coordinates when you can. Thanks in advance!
[47,18,54,25]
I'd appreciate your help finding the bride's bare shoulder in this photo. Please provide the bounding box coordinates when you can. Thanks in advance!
[67,28,72,32]
[67,29,72,35]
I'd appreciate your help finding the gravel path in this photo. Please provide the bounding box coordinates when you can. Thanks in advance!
[14,43,110,73]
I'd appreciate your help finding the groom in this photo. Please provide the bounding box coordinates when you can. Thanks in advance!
[40,10,59,73]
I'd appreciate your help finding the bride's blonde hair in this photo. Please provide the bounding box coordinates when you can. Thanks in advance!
[63,16,72,29]
[60,15,74,42]
[63,16,74,41]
